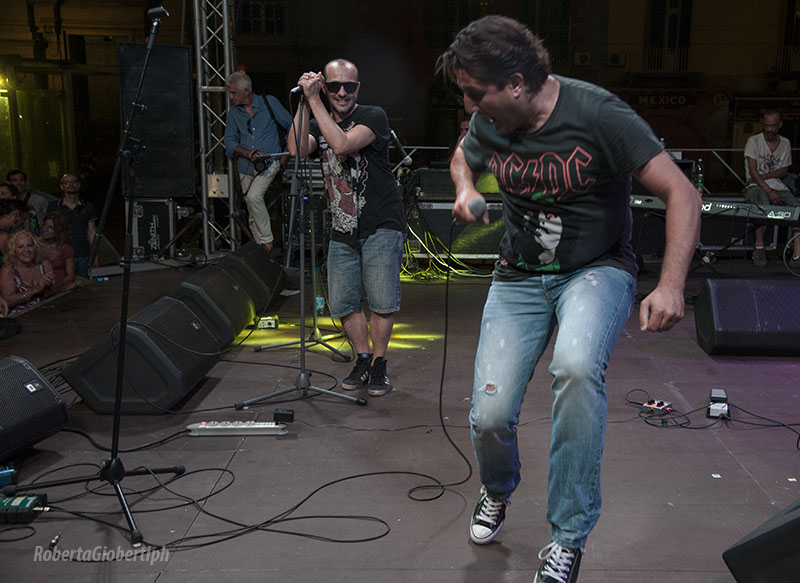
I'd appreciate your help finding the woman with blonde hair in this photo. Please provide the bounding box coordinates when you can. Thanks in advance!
[0,230,55,312]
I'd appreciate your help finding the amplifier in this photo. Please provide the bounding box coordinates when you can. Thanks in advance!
[407,168,502,202]
[126,198,176,259]
[411,201,505,259]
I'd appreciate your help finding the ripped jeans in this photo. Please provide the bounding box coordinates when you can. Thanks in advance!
[470,265,636,548]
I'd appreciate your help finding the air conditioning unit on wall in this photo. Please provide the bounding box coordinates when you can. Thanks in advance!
[573,52,590,66]
[608,52,627,67]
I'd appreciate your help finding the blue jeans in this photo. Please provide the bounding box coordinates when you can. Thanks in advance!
[326,228,404,319]
[470,265,636,548]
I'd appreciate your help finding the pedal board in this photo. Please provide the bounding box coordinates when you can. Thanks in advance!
[641,399,672,414]
[186,421,288,436]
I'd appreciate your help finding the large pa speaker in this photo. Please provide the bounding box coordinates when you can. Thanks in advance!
[694,279,800,355]
[723,497,800,582]
[119,42,194,198]
[219,243,287,312]
[168,265,255,347]
[63,297,219,414]
[0,356,68,461]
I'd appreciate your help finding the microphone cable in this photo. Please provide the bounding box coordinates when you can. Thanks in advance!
[408,203,487,500]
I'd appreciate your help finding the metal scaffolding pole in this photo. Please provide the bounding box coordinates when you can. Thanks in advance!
[192,0,236,255]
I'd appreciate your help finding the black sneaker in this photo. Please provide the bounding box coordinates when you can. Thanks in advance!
[341,355,371,391]
[367,358,391,396]
[534,541,583,583]
[469,486,509,544]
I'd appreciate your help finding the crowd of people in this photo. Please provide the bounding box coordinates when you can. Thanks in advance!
[0,169,92,317]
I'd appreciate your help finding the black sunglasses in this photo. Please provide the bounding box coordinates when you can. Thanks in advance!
[325,81,358,94]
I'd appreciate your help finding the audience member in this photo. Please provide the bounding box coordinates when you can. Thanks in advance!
[0,230,55,313]
[0,181,37,233]
[40,211,76,291]
[7,169,56,234]
[0,182,16,200]
[0,199,28,259]
[46,173,97,278]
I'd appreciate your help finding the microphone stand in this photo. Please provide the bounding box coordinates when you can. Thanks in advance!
[12,7,185,546]
[238,93,365,409]
[254,156,347,358]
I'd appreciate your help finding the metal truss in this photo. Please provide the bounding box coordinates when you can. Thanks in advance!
[192,0,236,253]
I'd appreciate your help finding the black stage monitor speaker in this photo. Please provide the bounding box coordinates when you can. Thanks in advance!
[723,497,800,583]
[694,279,800,355]
[219,243,287,312]
[63,297,219,414]
[0,356,68,461]
[168,265,255,347]
[118,42,194,198]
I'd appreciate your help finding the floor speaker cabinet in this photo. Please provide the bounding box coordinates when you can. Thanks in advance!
[63,297,219,414]
[219,243,287,312]
[118,43,194,198]
[168,264,255,347]
[413,201,506,258]
[694,279,800,355]
[723,497,800,583]
[0,356,68,461]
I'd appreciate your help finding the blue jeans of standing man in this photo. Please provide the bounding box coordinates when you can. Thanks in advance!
[470,265,636,549]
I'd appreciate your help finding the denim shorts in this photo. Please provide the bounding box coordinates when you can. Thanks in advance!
[326,228,404,319]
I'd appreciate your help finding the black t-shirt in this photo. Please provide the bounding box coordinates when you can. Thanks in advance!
[309,104,405,246]
[462,75,662,279]
[46,198,97,257]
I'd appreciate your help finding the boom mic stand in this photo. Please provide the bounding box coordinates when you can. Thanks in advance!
[238,94,365,409]
[11,7,185,546]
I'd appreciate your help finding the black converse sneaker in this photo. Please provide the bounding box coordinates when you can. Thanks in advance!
[367,357,391,396]
[534,541,583,583]
[341,354,371,391]
[469,486,509,544]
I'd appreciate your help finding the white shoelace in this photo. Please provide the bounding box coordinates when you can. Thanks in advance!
[476,490,507,524]
[537,542,577,583]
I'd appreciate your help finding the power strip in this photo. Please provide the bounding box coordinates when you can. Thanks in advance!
[641,399,672,414]
[186,421,288,436]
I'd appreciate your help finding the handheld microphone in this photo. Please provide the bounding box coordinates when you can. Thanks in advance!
[469,197,487,219]
[290,86,302,94]
[390,129,412,166]
[146,6,169,51]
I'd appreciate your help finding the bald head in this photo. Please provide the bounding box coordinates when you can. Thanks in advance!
[324,59,359,82]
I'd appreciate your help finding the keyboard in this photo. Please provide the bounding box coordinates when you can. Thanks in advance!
[630,195,800,225]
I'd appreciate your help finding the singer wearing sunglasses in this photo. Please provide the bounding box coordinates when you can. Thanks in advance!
[288,59,406,398]
[224,71,293,252]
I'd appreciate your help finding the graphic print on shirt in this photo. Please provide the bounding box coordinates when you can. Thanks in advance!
[487,147,596,200]
[488,147,595,269]
[757,151,783,175]
[318,125,368,234]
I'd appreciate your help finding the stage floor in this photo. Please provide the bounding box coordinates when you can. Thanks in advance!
[2,252,799,583]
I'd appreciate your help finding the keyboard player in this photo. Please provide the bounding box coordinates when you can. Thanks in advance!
[743,110,800,267]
